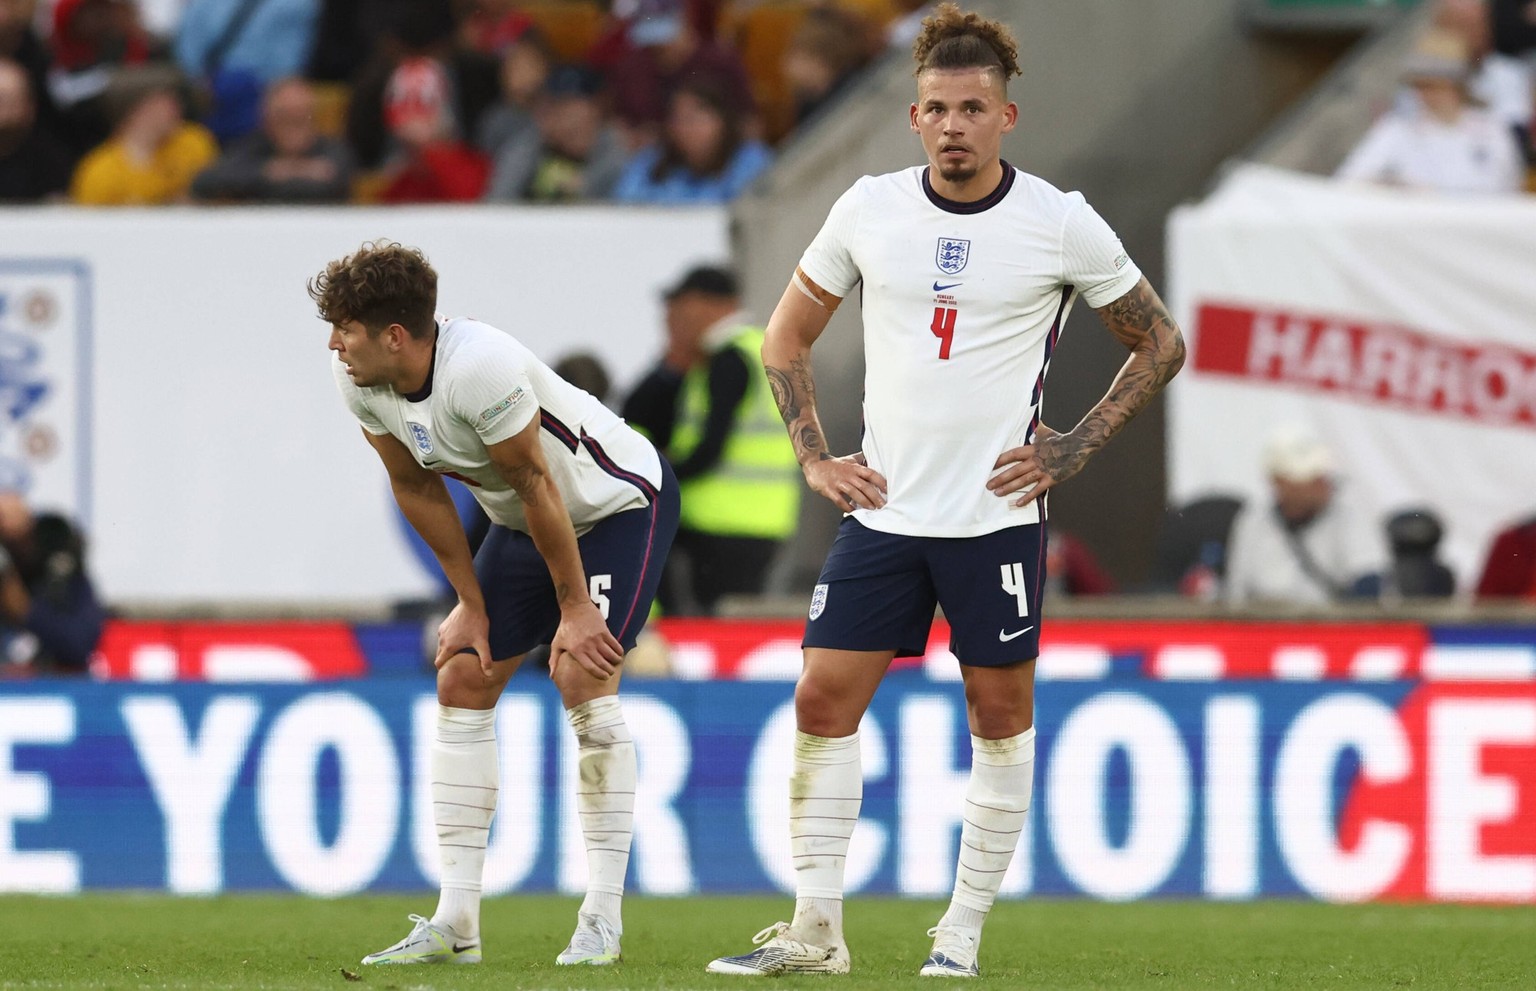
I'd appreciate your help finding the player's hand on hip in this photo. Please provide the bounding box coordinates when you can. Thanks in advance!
[435,600,495,676]
[550,600,625,681]
[990,428,1079,508]
[804,454,887,513]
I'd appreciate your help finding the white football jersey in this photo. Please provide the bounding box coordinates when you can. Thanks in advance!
[334,317,662,534]
[800,163,1142,537]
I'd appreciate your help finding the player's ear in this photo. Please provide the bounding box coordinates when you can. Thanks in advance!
[909,102,920,132]
[1001,101,1018,133]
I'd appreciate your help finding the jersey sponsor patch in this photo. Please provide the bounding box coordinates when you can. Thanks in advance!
[1113,251,1130,271]
[936,237,970,275]
[809,583,829,620]
[407,421,434,455]
[480,386,525,423]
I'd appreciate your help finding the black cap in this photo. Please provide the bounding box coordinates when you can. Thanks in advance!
[664,265,738,301]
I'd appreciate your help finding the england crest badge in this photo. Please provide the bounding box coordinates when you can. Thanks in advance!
[936,237,970,275]
[809,583,829,621]
[408,422,434,455]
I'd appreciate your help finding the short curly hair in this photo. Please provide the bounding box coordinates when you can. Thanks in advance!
[912,3,1021,82]
[308,240,438,339]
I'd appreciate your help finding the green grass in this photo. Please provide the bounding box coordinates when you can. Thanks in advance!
[0,894,1531,990]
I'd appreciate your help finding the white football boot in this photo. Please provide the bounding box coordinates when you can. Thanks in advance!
[919,924,980,977]
[361,914,480,965]
[555,912,623,966]
[706,921,851,975]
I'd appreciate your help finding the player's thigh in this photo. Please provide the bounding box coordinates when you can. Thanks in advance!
[929,522,1046,667]
[958,660,1037,738]
[803,517,937,660]
[576,472,681,651]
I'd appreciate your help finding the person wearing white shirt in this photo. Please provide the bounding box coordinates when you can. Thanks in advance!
[1338,50,1525,194]
[706,3,1186,980]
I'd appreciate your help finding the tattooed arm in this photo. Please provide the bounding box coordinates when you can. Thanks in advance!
[988,277,1186,506]
[763,267,887,511]
[487,414,622,679]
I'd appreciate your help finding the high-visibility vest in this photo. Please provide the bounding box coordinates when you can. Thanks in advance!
[670,327,800,539]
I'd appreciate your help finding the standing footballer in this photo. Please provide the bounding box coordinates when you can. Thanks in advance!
[707,4,1185,978]
[314,241,678,968]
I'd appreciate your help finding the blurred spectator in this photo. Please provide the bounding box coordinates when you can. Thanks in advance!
[377,56,490,203]
[0,0,62,143]
[475,28,550,156]
[343,1,498,169]
[70,64,217,204]
[191,76,351,202]
[622,265,799,615]
[0,57,72,200]
[1223,427,1386,606]
[606,0,755,145]
[1490,0,1536,56]
[458,0,534,55]
[1476,513,1536,599]
[0,489,105,678]
[306,0,392,83]
[1355,508,1457,601]
[553,351,613,406]
[49,0,161,156]
[612,77,771,204]
[174,0,321,144]
[886,0,934,51]
[1337,38,1524,194]
[1436,0,1533,161]
[1043,530,1116,598]
[781,5,873,129]
[484,62,626,202]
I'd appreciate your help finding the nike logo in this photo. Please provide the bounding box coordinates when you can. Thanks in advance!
[998,626,1035,642]
[453,942,479,953]
[933,281,962,292]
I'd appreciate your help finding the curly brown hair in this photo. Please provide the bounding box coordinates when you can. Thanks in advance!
[308,241,438,339]
[911,3,1021,81]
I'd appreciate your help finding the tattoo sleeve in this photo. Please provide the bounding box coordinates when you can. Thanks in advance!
[767,355,832,465]
[1042,277,1186,480]
[504,462,544,508]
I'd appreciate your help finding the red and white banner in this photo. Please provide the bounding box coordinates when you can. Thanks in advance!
[1166,165,1536,586]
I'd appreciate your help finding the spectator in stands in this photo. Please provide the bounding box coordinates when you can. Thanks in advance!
[1436,0,1534,162]
[606,0,755,146]
[622,265,799,615]
[0,0,62,147]
[475,28,550,156]
[1043,530,1116,598]
[192,76,352,202]
[484,63,626,202]
[612,76,771,204]
[1337,37,1524,194]
[781,5,874,131]
[174,0,321,144]
[0,489,105,678]
[0,58,72,200]
[343,1,499,170]
[377,56,490,203]
[457,0,535,56]
[306,0,392,84]
[1476,513,1536,599]
[1355,508,1458,601]
[1223,426,1386,606]
[49,0,162,157]
[70,64,217,204]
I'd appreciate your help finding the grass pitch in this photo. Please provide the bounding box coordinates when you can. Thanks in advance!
[0,894,1531,990]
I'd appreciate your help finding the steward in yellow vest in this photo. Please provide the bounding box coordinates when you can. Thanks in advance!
[621,266,800,614]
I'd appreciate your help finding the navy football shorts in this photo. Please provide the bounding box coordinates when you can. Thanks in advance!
[803,516,1046,666]
[476,460,679,661]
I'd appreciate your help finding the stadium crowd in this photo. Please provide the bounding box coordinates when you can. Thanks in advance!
[0,0,926,205]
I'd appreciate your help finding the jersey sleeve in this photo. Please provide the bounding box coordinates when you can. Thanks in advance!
[1061,195,1143,308]
[796,179,865,298]
[331,356,390,435]
[447,335,539,446]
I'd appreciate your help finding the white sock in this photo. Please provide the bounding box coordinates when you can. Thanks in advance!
[942,728,1035,934]
[568,696,635,931]
[788,731,861,944]
[430,705,498,940]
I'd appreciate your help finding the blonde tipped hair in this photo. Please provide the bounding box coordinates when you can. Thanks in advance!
[912,2,1021,81]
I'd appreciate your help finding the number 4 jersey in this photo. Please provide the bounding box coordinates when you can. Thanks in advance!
[798,162,1142,537]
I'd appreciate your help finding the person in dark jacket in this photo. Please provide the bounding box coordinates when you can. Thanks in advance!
[0,489,105,677]
[192,77,353,202]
